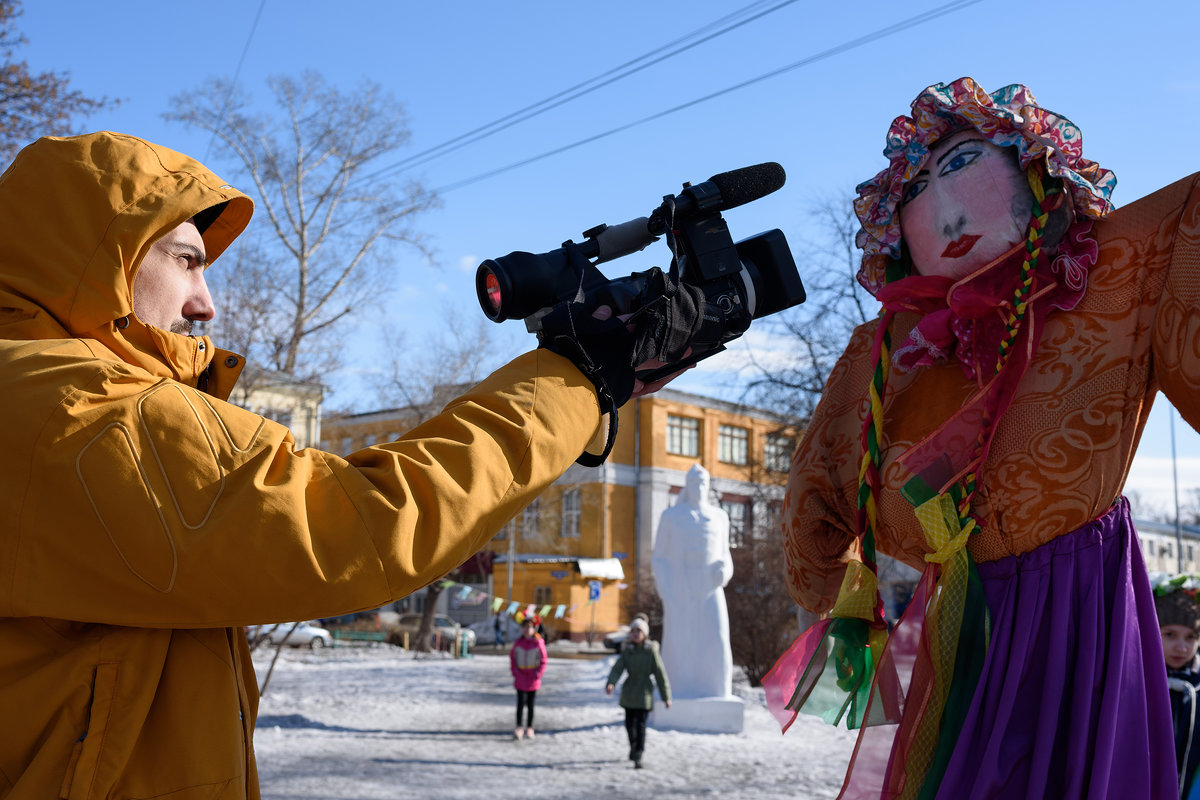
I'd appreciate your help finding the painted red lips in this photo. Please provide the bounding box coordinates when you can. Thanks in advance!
[941,234,981,259]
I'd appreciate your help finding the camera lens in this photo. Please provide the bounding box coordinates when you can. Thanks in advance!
[476,261,511,321]
[483,271,502,315]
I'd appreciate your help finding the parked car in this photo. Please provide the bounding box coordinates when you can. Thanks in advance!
[468,616,521,646]
[387,613,476,650]
[246,621,334,649]
[603,625,631,651]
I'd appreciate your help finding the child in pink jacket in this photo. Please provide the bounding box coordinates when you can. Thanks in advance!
[510,615,548,740]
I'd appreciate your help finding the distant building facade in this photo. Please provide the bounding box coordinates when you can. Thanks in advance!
[1134,517,1200,574]
[229,366,324,449]
[320,388,804,641]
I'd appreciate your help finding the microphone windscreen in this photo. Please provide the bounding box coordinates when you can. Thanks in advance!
[709,162,786,210]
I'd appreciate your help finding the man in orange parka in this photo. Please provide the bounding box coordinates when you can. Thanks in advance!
[0,132,679,798]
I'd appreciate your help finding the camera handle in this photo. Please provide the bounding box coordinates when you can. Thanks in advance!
[536,242,637,466]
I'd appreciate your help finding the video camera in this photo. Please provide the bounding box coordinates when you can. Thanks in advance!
[475,162,806,383]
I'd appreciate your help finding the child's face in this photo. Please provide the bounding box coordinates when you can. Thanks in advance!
[522,622,537,637]
[1161,624,1200,670]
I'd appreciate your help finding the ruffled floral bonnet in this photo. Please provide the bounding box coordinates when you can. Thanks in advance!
[853,77,1117,295]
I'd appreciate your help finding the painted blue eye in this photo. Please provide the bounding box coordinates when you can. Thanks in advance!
[938,150,981,177]
[901,179,927,205]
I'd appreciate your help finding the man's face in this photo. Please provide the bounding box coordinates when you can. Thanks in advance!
[132,220,214,334]
[1161,624,1200,670]
[898,130,1033,280]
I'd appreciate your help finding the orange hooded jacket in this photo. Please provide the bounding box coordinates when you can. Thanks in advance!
[0,133,601,798]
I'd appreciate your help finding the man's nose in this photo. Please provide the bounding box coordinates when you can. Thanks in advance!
[185,274,216,322]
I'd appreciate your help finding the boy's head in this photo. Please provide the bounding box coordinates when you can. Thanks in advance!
[1155,586,1200,670]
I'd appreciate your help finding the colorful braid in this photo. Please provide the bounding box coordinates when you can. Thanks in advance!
[856,311,895,623]
[959,167,1057,518]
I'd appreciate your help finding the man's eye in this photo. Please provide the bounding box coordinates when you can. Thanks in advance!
[939,150,981,177]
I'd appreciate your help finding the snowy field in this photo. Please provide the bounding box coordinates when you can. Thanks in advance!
[251,644,857,799]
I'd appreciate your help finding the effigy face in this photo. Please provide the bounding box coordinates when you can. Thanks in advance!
[898,129,1033,280]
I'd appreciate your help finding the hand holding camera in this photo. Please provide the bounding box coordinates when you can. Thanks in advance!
[476,162,806,464]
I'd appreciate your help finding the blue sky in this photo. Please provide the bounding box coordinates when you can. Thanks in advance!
[18,0,1200,514]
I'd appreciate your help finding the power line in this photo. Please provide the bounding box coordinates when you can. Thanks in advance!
[432,0,983,197]
[354,0,801,186]
[203,0,267,163]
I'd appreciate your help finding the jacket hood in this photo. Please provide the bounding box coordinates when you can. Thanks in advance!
[0,131,253,382]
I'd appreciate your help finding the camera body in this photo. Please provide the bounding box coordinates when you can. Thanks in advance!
[476,163,806,377]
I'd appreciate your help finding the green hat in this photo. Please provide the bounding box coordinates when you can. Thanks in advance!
[1152,573,1200,633]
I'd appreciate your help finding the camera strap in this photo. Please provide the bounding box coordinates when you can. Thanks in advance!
[536,242,635,466]
[627,197,707,368]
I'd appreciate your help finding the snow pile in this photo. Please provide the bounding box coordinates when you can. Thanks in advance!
[252,645,856,799]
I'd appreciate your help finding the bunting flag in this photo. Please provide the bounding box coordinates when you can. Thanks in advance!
[428,576,618,624]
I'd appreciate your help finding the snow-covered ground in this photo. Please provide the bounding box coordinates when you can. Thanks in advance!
[251,643,857,799]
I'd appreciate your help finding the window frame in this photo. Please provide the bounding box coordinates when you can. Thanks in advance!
[717,424,749,465]
[667,414,701,457]
[560,488,581,538]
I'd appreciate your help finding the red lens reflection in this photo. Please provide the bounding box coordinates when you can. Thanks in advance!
[485,272,502,312]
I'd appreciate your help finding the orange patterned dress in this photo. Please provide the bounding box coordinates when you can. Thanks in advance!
[784,171,1200,609]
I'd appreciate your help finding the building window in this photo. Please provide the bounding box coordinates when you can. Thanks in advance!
[764,433,794,472]
[1190,544,1196,563]
[340,436,353,454]
[364,434,378,447]
[522,498,540,539]
[667,415,700,457]
[718,425,749,465]
[561,489,581,538]
[720,498,749,548]
[534,586,553,607]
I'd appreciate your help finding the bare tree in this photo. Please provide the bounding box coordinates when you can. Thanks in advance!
[743,194,874,424]
[1128,490,1171,524]
[718,447,802,687]
[374,310,505,653]
[620,575,664,644]
[166,72,438,383]
[1184,491,1200,525]
[0,0,118,163]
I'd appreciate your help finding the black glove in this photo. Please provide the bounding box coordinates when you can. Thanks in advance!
[537,241,707,466]
[626,265,707,369]
[537,297,637,416]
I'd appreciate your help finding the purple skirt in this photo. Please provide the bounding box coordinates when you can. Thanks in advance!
[935,498,1176,798]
